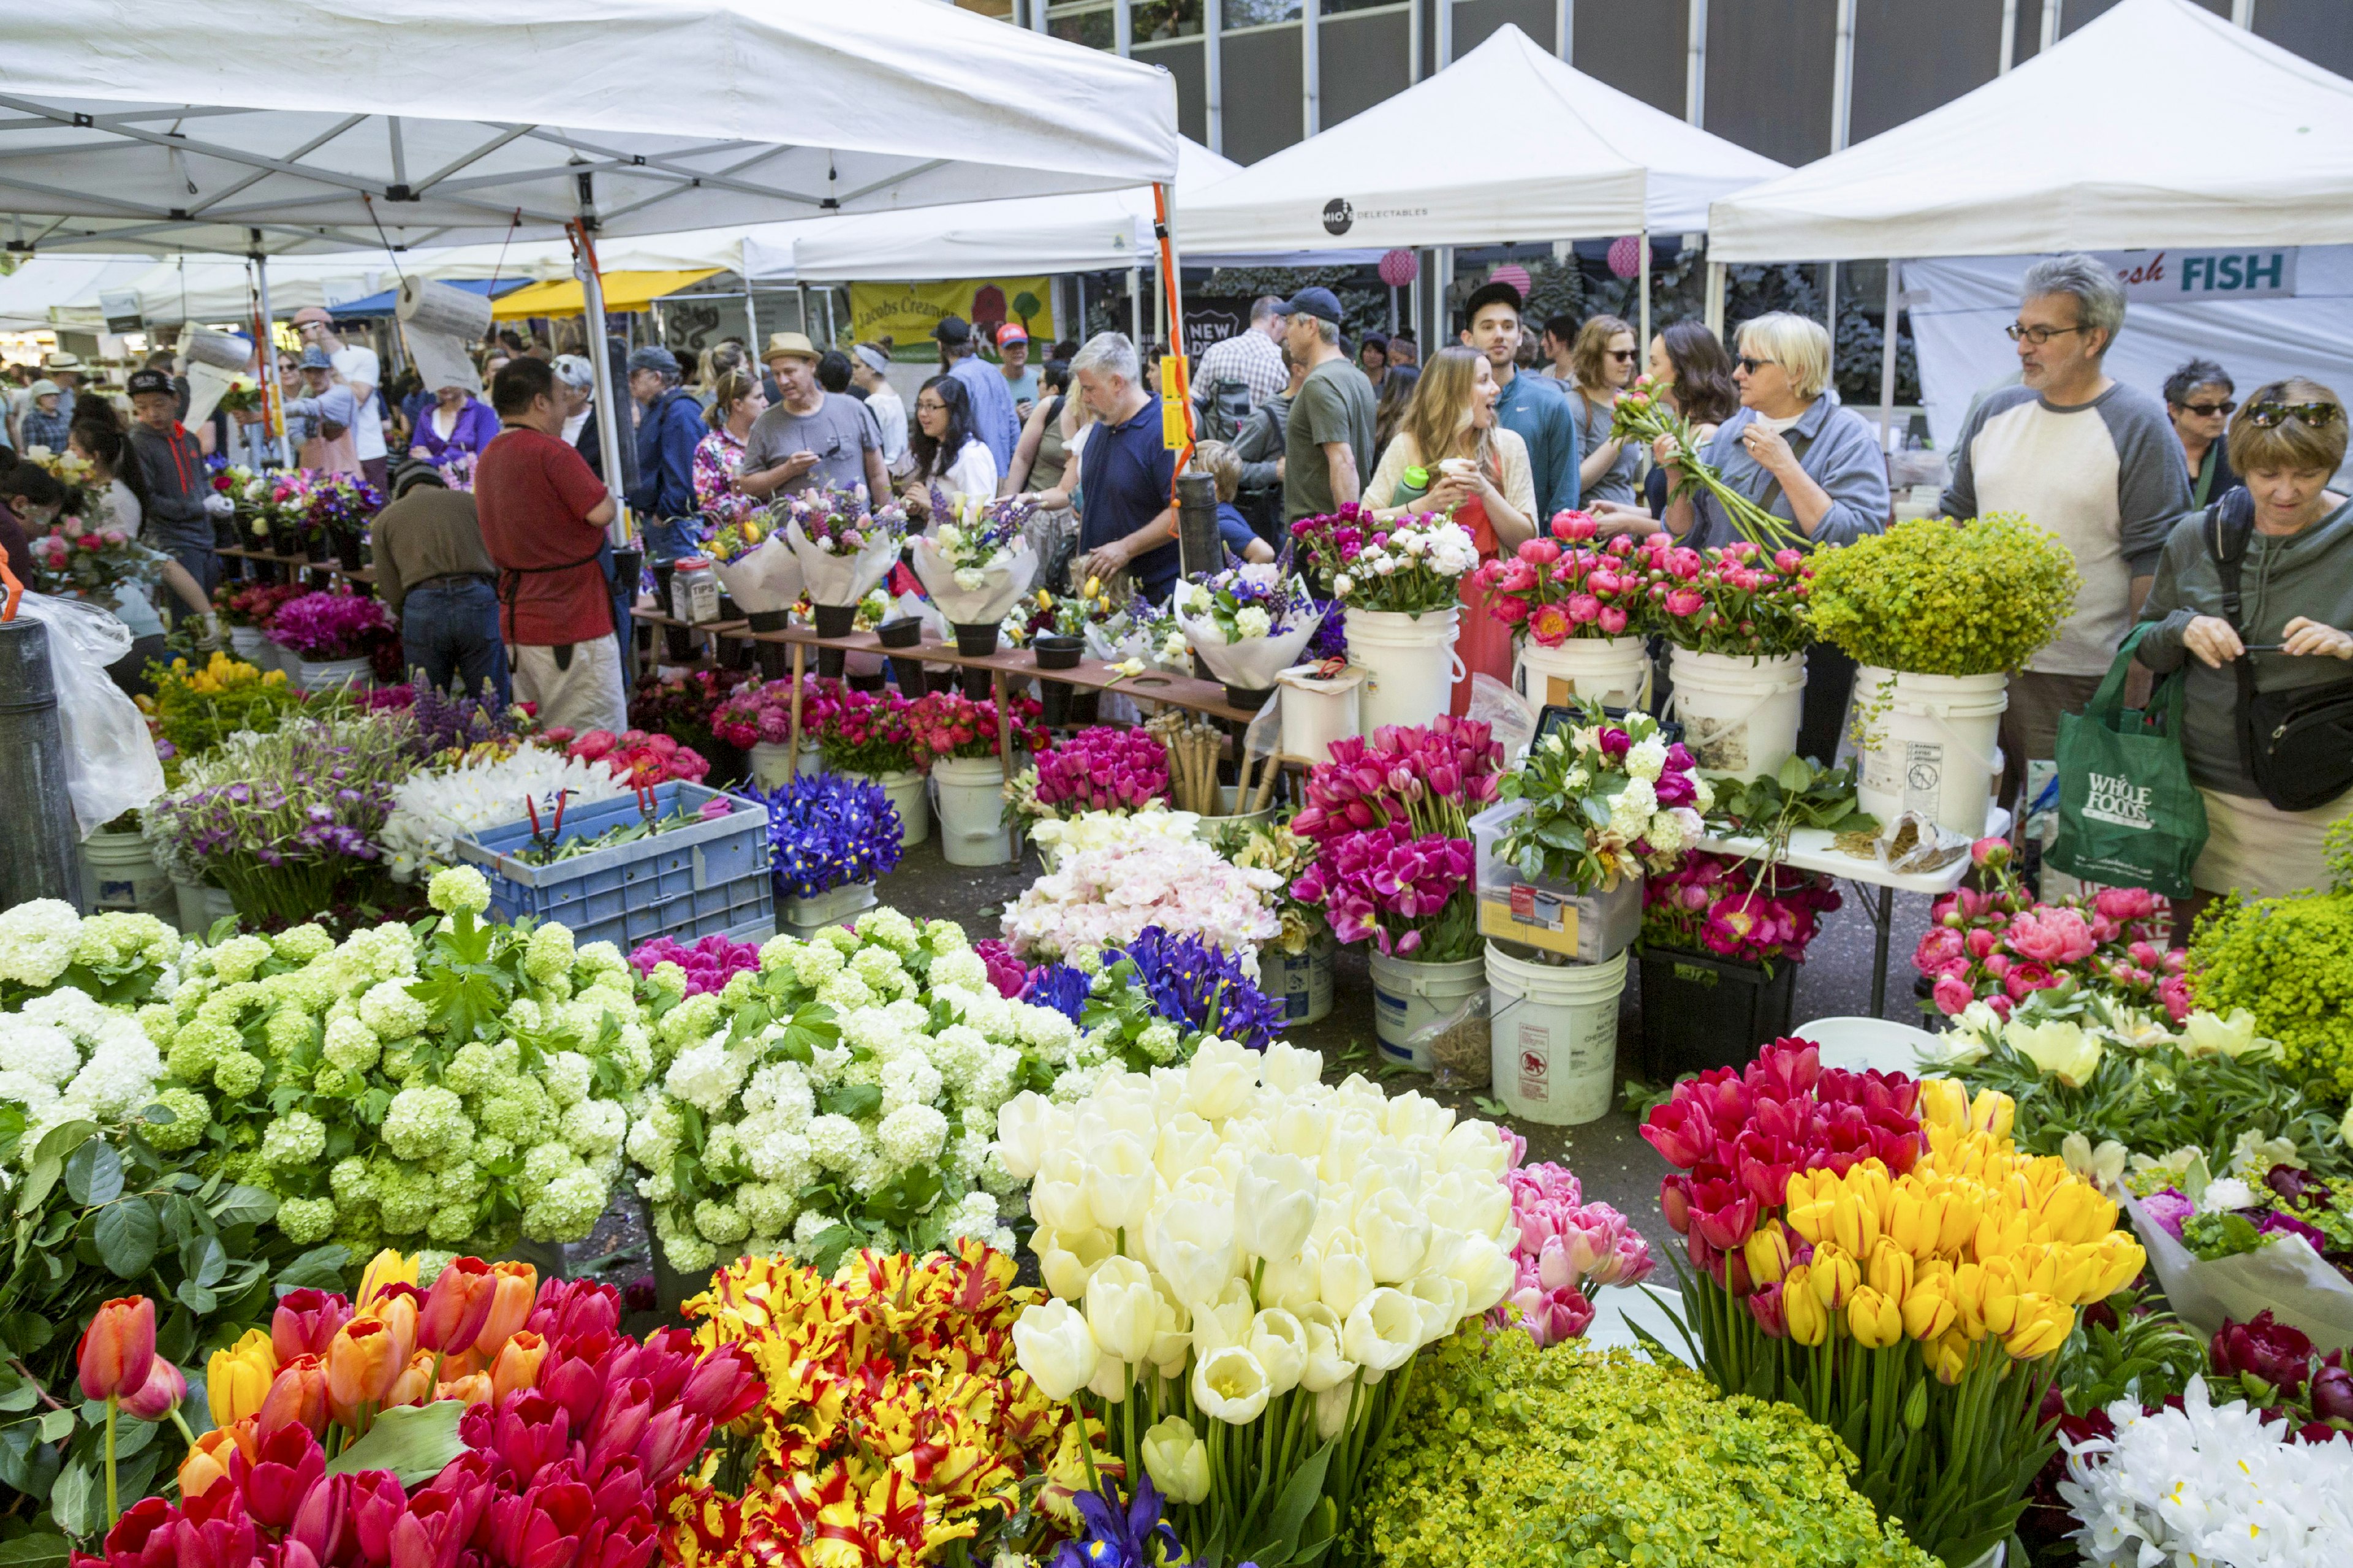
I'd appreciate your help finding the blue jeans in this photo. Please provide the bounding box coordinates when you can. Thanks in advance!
[402,576,509,705]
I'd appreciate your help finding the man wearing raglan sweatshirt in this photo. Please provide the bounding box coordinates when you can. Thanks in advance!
[126,366,230,600]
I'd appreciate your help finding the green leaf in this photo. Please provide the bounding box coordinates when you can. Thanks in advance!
[0,1376,36,1415]
[805,1224,860,1279]
[1253,1435,1338,1565]
[176,1279,217,1315]
[35,1409,74,1445]
[47,1458,97,1539]
[820,1084,882,1121]
[324,1399,469,1485]
[209,1185,279,1229]
[181,1234,227,1290]
[62,1142,123,1208]
[271,1243,352,1295]
[0,1533,72,1567]
[16,1121,97,1216]
[93,1197,160,1280]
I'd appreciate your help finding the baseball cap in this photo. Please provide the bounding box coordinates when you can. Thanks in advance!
[932,315,972,345]
[1272,287,1343,325]
[1462,279,1526,322]
[126,368,174,400]
[626,345,680,376]
[995,322,1028,347]
[298,346,335,370]
[763,331,817,363]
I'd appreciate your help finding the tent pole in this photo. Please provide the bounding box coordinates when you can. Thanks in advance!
[1557,0,1572,61]
[1879,259,1901,452]
[2039,0,2061,53]
[743,250,761,353]
[1999,0,2018,71]
[1129,268,1143,344]
[251,243,290,468]
[1825,262,1838,339]
[1077,274,1088,339]
[1637,232,1651,373]
[2230,0,2253,25]
[824,287,836,347]
[1704,260,1726,339]
[1206,0,1224,156]
[1684,0,1708,126]
[572,183,629,542]
[1303,0,1320,137]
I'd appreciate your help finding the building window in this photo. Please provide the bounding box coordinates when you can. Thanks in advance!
[1048,0,1116,49]
[1133,0,1203,40]
[1224,0,1302,27]
[1323,0,1403,12]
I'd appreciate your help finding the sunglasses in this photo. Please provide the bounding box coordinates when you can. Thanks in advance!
[2004,322,2088,345]
[2246,401,2344,428]
[2178,400,2237,417]
[1737,355,1775,374]
[1607,349,1638,362]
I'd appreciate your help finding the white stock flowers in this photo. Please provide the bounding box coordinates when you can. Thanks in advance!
[996,1041,1517,1566]
[381,743,629,881]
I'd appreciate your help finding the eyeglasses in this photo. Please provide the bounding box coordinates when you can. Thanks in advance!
[915,400,948,413]
[2178,400,2237,417]
[2246,401,2344,428]
[2004,322,2088,345]
[1737,355,1775,374]
[1607,349,1638,362]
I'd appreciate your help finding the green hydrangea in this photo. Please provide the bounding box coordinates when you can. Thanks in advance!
[164,1018,238,1083]
[260,1110,328,1167]
[322,1014,381,1074]
[142,1086,211,1152]
[521,1167,605,1241]
[263,1007,315,1058]
[476,1080,551,1145]
[382,1085,471,1161]
[310,1062,356,1097]
[523,922,575,985]
[428,1202,480,1244]
[1358,1332,1936,1568]
[213,1049,265,1098]
[428,866,491,916]
[358,979,429,1040]
[135,1003,177,1050]
[329,1156,373,1206]
[210,934,276,984]
[443,1042,501,1097]
[276,1196,337,1243]
[271,923,336,963]
[542,1050,593,1108]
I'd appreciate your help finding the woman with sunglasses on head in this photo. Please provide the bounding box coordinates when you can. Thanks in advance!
[2163,358,2238,511]
[1564,314,1642,507]
[2135,381,2353,919]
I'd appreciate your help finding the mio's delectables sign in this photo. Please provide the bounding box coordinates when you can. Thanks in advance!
[2095,249,2298,302]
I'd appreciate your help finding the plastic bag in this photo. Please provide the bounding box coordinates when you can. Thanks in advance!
[1466,673,1537,760]
[10,592,166,839]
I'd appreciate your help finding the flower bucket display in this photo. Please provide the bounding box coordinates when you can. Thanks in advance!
[1515,634,1650,712]
[781,483,904,678]
[934,754,1013,864]
[1487,939,1629,1125]
[1669,647,1807,778]
[1174,555,1322,710]
[1635,849,1841,1078]
[1291,506,1478,737]
[1474,513,1657,713]
[1852,667,2011,838]
[294,655,371,691]
[745,769,903,933]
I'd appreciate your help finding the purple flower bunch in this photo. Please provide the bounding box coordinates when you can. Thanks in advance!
[783,484,902,553]
[1103,926,1286,1051]
[409,680,525,758]
[271,589,393,661]
[747,771,904,899]
[1306,597,1348,664]
[303,471,382,539]
[629,932,762,996]
[973,937,1097,1022]
[1291,820,1478,960]
[1033,726,1172,814]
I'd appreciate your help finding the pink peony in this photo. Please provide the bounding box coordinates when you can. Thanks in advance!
[1932,974,1976,1016]
[2006,906,2097,967]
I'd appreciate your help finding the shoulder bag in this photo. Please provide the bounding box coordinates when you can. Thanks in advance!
[2206,487,2353,812]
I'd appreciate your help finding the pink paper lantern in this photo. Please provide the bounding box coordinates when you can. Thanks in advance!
[1488,263,1531,301]
[1378,248,1419,288]
[1607,236,1644,279]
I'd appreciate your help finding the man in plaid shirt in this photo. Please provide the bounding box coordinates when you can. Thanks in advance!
[1191,296,1289,413]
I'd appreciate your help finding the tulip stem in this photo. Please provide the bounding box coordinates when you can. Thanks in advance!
[167,1407,198,1448]
[103,1395,118,1527]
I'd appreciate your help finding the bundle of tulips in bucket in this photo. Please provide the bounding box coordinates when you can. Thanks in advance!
[1471,511,1656,714]
[1637,849,1842,1077]
[1640,1040,2147,1567]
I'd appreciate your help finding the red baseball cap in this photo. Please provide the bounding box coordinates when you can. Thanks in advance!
[996,322,1028,347]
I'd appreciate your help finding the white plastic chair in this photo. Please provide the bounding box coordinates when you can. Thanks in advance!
[1794,1015,1943,1076]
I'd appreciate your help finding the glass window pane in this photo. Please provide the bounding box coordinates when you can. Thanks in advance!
[1224,0,1302,26]
[1049,2,1116,49]
[1134,0,1202,40]
[1323,0,1401,12]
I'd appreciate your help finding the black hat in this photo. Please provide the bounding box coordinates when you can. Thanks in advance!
[126,368,175,400]
[932,315,972,344]
[1462,279,1526,324]
[1272,287,1343,325]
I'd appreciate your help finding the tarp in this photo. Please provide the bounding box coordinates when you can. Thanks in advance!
[491,269,724,320]
[0,0,1180,256]
[1709,0,2353,263]
[311,276,531,320]
[770,137,1243,282]
[1177,24,1784,256]
[1904,249,2353,461]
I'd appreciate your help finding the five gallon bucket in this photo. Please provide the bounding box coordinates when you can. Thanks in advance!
[1667,648,1806,778]
[931,756,1012,866]
[1258,931,1335,1025]
[81,830,173,921]
[1368,949,1487,1070]
[1852,667,2009,838]
[1487,940,1627,1126]
[1515,635,1651,713]
[844,768,929,847]
[1346,608,1460,738]
[1276,664,1363,765]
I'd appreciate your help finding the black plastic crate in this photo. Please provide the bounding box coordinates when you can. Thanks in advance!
[1635,944,1800,1081]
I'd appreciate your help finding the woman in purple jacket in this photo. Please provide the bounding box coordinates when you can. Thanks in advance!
[406,384,500,468]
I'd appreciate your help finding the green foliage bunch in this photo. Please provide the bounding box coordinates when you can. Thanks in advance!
[2191,888,2353,1100]
[1355,1329,1936,1568]
[1807,513,2080,676]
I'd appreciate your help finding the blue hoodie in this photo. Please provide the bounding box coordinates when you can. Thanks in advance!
[629,387,708,561]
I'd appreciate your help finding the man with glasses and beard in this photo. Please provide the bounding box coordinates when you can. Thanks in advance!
[1941,252,2192,808]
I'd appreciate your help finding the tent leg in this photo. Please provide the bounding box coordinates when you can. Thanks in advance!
[744,274,761,357]
[252,247,291,468]
[1637,233,1651,369]
[574,187,630,543]
[1704,259,1726,340]
[1825,260,1838,338]
[824,287,836,347]
[1879,259,1901,453]
[1129,267,1142,344]
[1439,246,1453,341]
[1077,274,1088,339]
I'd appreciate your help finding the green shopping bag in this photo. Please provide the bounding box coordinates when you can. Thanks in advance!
[2047,624,2208,898]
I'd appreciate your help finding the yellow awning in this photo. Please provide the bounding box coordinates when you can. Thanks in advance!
[490,269,724,320]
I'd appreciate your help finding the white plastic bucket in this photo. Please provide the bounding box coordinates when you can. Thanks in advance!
[843,768,929,847]
[81,830,173,920]
[1486,941,1628,1126]
[1275,664,1364,765]
[1368,949,1488,1071]
[1346,608,1461,738]
[1852,667,2009,838]
[295,656,370,692]
[1257,931,1335,1025]
[260,635,298,675]
[782,879,877,939]
[1515,635,1651,712]
[227,625,271,668]
[1667,648,1807,779]
[748,742,797,789]
[173,877,236,934]
[931,756,1011,866]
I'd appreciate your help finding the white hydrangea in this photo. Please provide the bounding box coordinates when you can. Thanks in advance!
[1623,735,1669,782]
[879,1051,944,1115]
[806,1112,865,1171]
[0,901,81,989]
[560,1097,627,1158]
[877,1102,949,1168]
[663,1038,747,1115]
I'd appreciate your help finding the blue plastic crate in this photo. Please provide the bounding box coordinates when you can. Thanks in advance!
[453,781,775,949]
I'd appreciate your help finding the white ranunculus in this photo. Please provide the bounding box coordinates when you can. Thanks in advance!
[1012,1298,1100,1400]
[1343,1287,1424,1373]
[1235,1151,1319,1263]
[1192,1343,1271,1425]
[1233,606,1273,641]
[1085,1254,1164,1363]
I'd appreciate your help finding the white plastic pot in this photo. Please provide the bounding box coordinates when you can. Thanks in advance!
[1487,941,1628,1126]
[295,655,370,692]
[1852,667,2009,838]
[1666,648,1807,779]
[1515,635,1651,713]
[843,768,929,847]
[931,756,1012,866]
[80,830,173,921]
[1368,949,1488,1071]
[1346,607,1460,738]
[748,741,798,789]
[781,880,877,939]
[1275,663,1364,765]
[227,624,271,668]
[1257,930,1335,1025]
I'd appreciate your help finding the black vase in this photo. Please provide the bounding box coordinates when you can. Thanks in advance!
[813,602,857,680]
[1067,690,1101,725]
[650,561,694,660]
[746,607,792,682]
[889,658,928,698]
[718,593,741,621]
[333,531,365,573]
[1224,683,1277,712]
[1034,635,1083,671]
[952,622,999,699]
[847,670,887,694]
[1040,681,1072,727]
[876,616,925,651]
[304,536,330,565]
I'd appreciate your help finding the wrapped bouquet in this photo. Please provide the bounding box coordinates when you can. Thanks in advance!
[912,494,1039,629]
[1173,556,1323,694]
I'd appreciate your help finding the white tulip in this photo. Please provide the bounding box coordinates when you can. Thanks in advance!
[1191,1343,1271,1425]
[1147,1066,1189,1119]
[1382,1090,1455,1143]
[1260,1042,1324,1096]
[1273,1100,1332,1162]
[1319,1232,1376,1318]
[1258,1236,1324,1315]
[1320,1113,1380,1183]
[1343,1287,1423,1373]
[993,1091,1056,1181]
[1148,1189,1239,1310]
[1248,1308,1308,1397]
[1447,1232,1517,1316]
[1084,1132,1158,1237]
[1439,1119,1512,1178]
[1148,1274,1194,1376]
[1294,1303,1356,1393]
[1423,1168,1514,1242]
[1307,1190,1354,1248]
[1085,1255,1164,1363]
[1089,1353,1134,1403]
[1235,1151,1319,1263]
[1353,1145,1424,1206]
[1183,1037,1259,1121]
[1014,1298,1101,1399]
[1191,1278,1254,1353]
[1332,1074,1387,1114]
[1038,1227,1118,1301]
[1356,1187,1432,1282]
[1142,1415,1213,1506]
[1314,1379,1357,1441]
[1404,1273,1468,1341]
[1031,1172,1094,1236]
[1154,1112,1222,1184]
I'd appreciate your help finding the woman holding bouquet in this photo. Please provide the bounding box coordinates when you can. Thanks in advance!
[1363,344,1535,711]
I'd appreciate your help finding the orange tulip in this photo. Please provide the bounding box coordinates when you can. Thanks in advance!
[471,1262,539,1360]
[77,1297,157,1402]
[491,1330,550,1403]
[176,1420,256,1501]
[419,1257,499,1355]
[256,1354,328,1439]
[438,1372,494,1409]
[373,1289,421,1370]
[325,1320,403,1428]
[439,1347,486,1382]
[384,1351,439,1410]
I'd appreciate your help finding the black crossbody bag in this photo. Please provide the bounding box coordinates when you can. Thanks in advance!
[2205,487,2353,812]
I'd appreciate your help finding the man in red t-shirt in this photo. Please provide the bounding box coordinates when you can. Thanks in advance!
[475,358,628,733]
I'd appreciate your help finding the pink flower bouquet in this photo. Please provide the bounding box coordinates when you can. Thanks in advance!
[567,727,711,786]
[1033,725,1172,815]
[268,588,393,661]
[1646,538,1817,659]
[1642,851,1841,969]
[1002,815,1283,963]
[1472,511,1655,643]
[1493,1153,1656,1347]
[1914,840,2188,1021]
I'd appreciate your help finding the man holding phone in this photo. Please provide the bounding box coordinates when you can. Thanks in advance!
[738,331,889,501]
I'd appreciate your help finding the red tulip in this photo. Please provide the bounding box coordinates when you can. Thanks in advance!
[78,1297,157,1402]
[1746,1283,1789,1338]
[289,1471,353,1568]
[230,1420,325,1531]
[1639,1100,1715,1170]
[1689,1176,1759,1252]
[578,1508,658,1568]
[419,1257,499,1357]
[272,1289,354,1365]
[608,1328,697,1409]
[1659,1173,1693,1235]
[583,1377,654,1477]
[349,1469,410,1566]
[493,1393,574,1482]
[257,1353,330,1439]
[89,1495,177,1568]
[389,1499,469,1568]
[634,1406,711,1487]
[678,1344,763,1425]
[525,1280,620,1343]
[168,1484,260,1568]
[491,1477,596,1568]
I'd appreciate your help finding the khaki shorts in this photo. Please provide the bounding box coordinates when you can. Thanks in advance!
[2194,784,2353,900]
[512,635,629,736]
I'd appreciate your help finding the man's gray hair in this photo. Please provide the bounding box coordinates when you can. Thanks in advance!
[1248,295,1284,325]
[551,354,596,392]
[1072,331,1140,385]
[2020,253,2126,354]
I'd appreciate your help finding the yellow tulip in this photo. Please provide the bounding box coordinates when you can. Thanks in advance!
[1847,1287,1903,1349]
[1783,1265,1830,1347]
[1974,1205,2035,1264]
[2082,1232,2148,1303]
[1866,1239,1914,1306]
[1829,1190,1880,1258]
[1808,1243,1860,1312]
[1085,577,1102,597]
[1971,1088,2016,1138]
[1901,1280,1957,1342]
[2038,1181,2117,1248]
[2003,1294,2073,1360]
[1744,1221,1793,1288]
[1917,1077,1969,1130]
[1925,1326,1972,1385]
[207,1328,277,1427]
[1884,1186,1949,1261]
[356,1248,417,1312]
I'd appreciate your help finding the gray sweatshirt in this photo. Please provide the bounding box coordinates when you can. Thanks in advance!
[2135,498,2353,798]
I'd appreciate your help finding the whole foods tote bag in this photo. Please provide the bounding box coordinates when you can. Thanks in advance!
[2047,625,2208,899]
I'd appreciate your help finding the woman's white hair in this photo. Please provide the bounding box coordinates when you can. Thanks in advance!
[1737,312,1834,401]
[1071,331,1140,385]
[551,354,596,392]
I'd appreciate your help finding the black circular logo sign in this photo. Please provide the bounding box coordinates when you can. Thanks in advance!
[1322,198,1354,236]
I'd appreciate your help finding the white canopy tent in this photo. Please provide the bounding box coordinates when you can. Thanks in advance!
[1707,0,2353,265]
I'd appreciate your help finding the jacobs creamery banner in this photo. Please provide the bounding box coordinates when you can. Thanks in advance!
[847,278,1056,357]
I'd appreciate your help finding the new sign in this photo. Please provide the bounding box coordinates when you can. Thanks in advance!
[2096,249,2297,302]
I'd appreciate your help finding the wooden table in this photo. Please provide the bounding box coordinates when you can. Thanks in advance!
[219,545,371,592]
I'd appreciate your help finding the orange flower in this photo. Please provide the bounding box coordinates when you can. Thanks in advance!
[176,1420,256,1501]
[384,1351,439,1409]
[373,1290,421,1369]
[325,1320,403,1427]
[77,1297,156,1402]
[256,1354,328,1439]
[419,1257,498,1355]
[491,1330,550,1403]
[438,1372,493,1409]
[472,1262,539,1360]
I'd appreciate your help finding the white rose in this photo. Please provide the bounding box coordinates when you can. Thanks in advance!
[1233,606,1273,640]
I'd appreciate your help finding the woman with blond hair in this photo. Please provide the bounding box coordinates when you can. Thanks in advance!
[692,368,768,531]
[1565,314,1643,506]
[1363,343,1537,710]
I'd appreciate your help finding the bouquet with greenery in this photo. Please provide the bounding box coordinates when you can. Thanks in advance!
[26,514,154,610]
[1609,375,1805,550]
[1653,538,1817,657]
[627,665,757,756]
[818,687,922,776]
[914,494,1038,626]
[1471,515,1654,643]
[906,688,1045,765]
[301,470,380,543]
[1808,513,2080,676]
[1494,699,1712,892]
[1916,841,2187,1023]
[1176,557,1323,691]
[1287,505,1480,615]
[1212,817,1327,958]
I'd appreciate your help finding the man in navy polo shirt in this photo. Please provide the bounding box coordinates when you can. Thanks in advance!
[1071,331,1181,603]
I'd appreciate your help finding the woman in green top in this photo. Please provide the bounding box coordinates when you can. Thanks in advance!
[2163,357,2238,510]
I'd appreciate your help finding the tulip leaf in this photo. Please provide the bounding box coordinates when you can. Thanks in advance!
[0,1532,71,1567]
[34,1409,73,1444]
[325,1399,469,1486]
[93,1195,159,1279]
[1255,1436,1337,1564]
[62,1141,121,1208]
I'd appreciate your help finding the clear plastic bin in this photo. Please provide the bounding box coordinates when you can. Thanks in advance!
[1468,798,1643,964]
